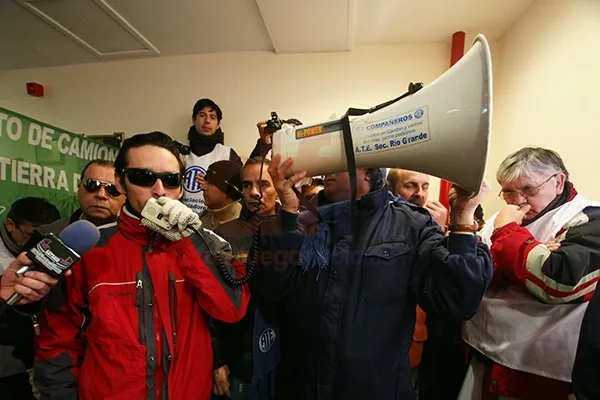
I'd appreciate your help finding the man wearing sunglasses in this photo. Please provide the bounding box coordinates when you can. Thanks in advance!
[36,159,125,242]
[461,147,600,400]
[35,131,250,400]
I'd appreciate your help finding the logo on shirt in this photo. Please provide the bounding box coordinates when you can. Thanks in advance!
[258,328,276,353]
[184,166,206,193]
[0,205,5,216]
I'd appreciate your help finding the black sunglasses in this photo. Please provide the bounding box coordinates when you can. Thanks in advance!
[122,168,182,189]
[82,178,121,197]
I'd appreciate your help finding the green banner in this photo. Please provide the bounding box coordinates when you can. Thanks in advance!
[0,107,119,220]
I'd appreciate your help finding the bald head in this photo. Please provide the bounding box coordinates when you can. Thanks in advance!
[387,169,429,206]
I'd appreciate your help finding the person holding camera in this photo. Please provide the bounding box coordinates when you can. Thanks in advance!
[181,99,243,215]
[249,113,302,159]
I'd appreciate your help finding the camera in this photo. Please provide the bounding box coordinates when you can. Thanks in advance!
[263,112,303,135]
[174,141,191,155]
[264,111,284,135]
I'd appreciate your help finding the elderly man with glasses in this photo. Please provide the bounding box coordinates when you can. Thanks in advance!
[460,147,600,400]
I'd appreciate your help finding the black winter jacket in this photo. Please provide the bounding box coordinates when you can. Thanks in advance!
[252,188,493,400]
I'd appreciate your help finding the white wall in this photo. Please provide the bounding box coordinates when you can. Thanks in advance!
[482,0,600,217]
[0,45,450,152]
[0,42,461,197]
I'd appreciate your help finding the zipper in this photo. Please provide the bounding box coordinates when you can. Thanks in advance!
[135,271,146,345]
[168,272,178,359]
[31,314,40,337]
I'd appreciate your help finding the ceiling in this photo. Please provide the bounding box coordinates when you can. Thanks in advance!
[0,0,535,71]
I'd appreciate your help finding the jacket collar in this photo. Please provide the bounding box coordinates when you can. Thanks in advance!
[523,181,578,227]
[0,222,20,257]
[117,205,159,245]
[206,201,242,227]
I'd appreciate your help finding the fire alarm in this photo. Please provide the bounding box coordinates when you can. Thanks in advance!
[26,82,44,97]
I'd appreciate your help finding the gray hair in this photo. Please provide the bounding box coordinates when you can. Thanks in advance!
[496,147,569,183]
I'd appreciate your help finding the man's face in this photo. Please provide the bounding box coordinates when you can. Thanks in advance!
[193,106,221,136]
[242,164,278,216]
[116,145,183,215]
[202,180,231,210]
[323,170,369,203]
[395,171,429,207]
[77,164,125,224]
[499,171,564,221]
[4,219,36,248]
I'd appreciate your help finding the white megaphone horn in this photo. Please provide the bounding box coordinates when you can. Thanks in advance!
[272,34,492,195]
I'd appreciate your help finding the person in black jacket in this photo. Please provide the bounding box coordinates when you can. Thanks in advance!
[572,288,600,400]
[0,253,64,399]
[251,154,493,400]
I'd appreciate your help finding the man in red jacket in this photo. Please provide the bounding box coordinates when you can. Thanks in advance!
[462,147,600,400]
[34,131,250,400]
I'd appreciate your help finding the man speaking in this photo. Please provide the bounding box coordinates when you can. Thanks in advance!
[35,132,250,400]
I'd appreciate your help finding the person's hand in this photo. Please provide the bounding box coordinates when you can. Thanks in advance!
[257,120,271,145]
[448,180,490,225]
[267,154,306,214]
[0,252,69,305]
[424,200,448,228]
[212,365,231,397]
[141,197,202,241]
[544,240,561,252]
[493,203,531,229]
[157,197,201,232]
[195,173,205,187]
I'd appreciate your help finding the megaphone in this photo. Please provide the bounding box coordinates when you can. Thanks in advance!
[272,34,492,195]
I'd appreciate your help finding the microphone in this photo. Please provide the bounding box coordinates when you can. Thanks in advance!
[5,220,101,306]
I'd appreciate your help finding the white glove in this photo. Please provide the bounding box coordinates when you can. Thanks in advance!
[140,197,201,242]
[156,196,202,233]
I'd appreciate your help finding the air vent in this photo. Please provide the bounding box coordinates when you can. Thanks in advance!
[16,0,159,57]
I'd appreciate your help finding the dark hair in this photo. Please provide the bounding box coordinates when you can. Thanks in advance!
[475,204,484,220]
[7,197,61,226]
[80,159,115,180]
[192,98,222,121]
[114,131,186,179]
[367,168,385,191]
[243,156,270,170]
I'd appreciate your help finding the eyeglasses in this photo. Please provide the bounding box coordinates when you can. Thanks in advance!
[82,178,121,197]
[498,174,558,201]
[121,168,182,189]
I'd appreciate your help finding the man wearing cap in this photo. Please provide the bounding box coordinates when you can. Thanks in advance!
[200,160,243,231]
[182,98,243,215]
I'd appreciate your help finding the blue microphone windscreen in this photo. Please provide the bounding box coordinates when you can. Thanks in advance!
[58,220,101,255]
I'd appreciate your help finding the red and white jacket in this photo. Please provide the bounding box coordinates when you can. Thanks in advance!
[34,206,250,400]
[463,183,600,399]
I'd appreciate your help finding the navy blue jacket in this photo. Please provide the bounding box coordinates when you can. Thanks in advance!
[252,188,493,400]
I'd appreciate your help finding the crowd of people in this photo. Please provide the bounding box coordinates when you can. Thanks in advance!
[0,97,599,400]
